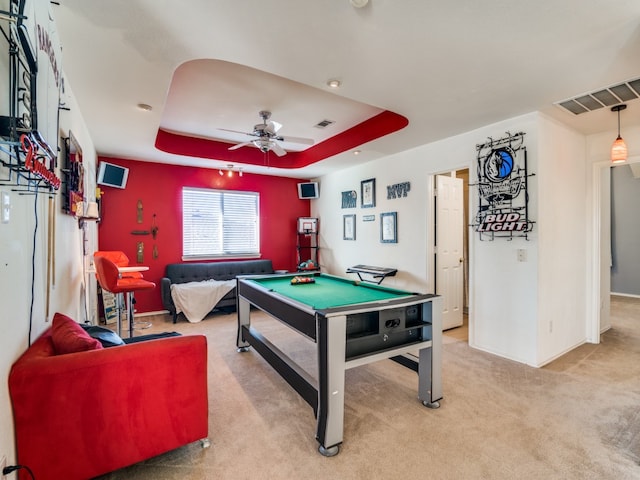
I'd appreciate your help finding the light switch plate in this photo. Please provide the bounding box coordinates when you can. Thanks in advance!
[1,192,10,224]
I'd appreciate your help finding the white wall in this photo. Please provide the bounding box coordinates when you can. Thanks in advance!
[0,81,96,467]
[467,114,539,365]
[312,150,432,294]
[536,115,588,363]
[314,112,595,367]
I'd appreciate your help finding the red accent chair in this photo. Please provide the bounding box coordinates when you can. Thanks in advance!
[94,255,155,338]
[8,313,209,480]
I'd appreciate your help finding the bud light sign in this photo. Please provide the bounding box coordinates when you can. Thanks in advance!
[473,132,534,240]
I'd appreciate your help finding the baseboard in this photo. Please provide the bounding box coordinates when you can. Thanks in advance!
[136,310,169,317]
[611,292,640,300]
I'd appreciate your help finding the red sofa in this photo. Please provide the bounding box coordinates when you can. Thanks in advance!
[8,315,209,480]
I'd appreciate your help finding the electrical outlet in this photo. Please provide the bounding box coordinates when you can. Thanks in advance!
[517,248,527,262]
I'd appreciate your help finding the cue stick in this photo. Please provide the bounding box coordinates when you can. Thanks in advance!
[45,196,53,319]
[51,195,56,286]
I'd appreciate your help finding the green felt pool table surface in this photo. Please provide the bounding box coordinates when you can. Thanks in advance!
[248,274,414,310]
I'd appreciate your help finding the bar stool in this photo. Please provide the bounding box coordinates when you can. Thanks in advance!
[94,250,152,332]
[94,255,156,338]
[94,250,143,278]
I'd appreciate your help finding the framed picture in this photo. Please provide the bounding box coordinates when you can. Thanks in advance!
[360,178,376,208]
[380,212,397,243]
[341,190,357,208]
[343,214,356,240]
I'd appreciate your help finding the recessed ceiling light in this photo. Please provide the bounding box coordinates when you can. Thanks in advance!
[137,103,153,111]
[353,150,361,155]
[327,79,341,89]
[350,0,369,7]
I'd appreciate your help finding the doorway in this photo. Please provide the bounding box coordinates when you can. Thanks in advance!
[433,168,469,340]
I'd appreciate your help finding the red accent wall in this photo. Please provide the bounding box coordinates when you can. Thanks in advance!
[96,157,310,313]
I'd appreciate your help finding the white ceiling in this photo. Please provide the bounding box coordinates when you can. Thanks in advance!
[54,0,640,179]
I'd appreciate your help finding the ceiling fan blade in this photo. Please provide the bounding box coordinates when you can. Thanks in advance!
[271,142,287,157]
[218,128,257,138]
[228,141,254,151]
[277,135,314,145]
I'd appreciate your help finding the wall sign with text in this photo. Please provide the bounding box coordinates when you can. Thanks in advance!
[386,182,410,199]
[0,0,62,192]
[472,132,535,240]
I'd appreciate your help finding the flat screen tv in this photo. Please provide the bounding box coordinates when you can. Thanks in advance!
[97,161,129,189]
[297,181,319,199]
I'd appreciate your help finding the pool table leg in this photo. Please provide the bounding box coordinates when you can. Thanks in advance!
[418,296,443,407]
[316,314,347,456]
[236,295,251,351]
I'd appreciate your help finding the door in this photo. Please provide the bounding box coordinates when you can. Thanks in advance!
[435,175,464,330]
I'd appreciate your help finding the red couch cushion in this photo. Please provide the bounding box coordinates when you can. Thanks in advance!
[51,313,103,354]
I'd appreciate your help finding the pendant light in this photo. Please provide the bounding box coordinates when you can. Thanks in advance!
[611,104,628,164]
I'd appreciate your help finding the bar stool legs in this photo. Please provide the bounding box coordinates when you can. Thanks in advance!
[125,292,152,335]
[114,292,124,338]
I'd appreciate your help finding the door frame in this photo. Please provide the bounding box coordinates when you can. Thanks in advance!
[588,161,608,344]
[428,167,470,333]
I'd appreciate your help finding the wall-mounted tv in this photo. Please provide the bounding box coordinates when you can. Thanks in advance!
[97,161,129,189]
[297,181,319,199]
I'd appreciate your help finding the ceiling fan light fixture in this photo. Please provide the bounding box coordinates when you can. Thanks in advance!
[253,139,272,153]
[611,104,628,164]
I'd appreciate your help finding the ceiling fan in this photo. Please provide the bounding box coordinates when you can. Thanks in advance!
[221,110,314,157]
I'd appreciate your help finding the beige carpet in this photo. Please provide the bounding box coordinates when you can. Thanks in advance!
[96,297,640,480]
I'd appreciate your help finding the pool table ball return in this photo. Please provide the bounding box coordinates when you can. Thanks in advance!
[236,272,443,456]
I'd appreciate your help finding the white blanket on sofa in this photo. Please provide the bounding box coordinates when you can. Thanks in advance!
[170,279,236,323]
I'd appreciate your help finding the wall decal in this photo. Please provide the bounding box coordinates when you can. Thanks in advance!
[471,132,535,240]
[387,182,410,199]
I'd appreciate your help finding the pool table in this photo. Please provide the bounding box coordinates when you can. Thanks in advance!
[236,272,442,456]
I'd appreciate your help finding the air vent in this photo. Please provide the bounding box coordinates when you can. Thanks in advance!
[315,119,335,128]
[556,77,640,115]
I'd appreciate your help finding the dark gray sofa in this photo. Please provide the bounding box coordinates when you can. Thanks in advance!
[161,259,274,323]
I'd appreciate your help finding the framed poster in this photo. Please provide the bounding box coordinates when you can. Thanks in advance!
[380,212,397,243]
[343,214,356,240]
[360,178,376,208]
[341,190,357,208]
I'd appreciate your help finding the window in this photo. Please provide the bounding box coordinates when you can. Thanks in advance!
[182,187,260,259]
